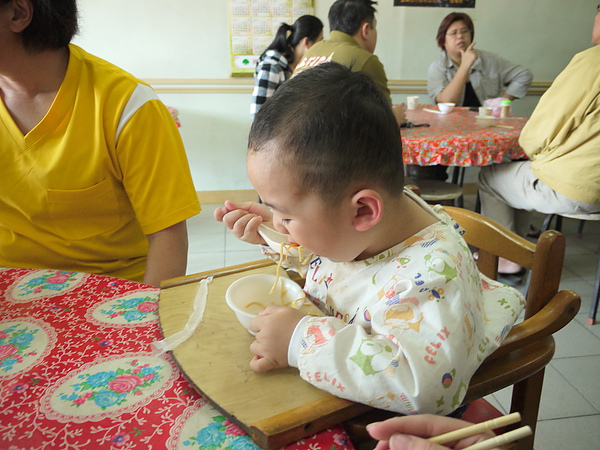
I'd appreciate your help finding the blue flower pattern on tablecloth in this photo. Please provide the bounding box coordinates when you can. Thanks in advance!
[14,271,81,297]
[182,415,259,449]
[59,360,162,410]
[98,296,158,323]
[0,324,39,374]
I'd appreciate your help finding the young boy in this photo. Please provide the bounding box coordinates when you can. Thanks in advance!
[215,63,524,415]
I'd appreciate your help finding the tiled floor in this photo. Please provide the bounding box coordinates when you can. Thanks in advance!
[186,200,600,450]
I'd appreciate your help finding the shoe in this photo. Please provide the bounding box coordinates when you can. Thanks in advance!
[527,224,541,238]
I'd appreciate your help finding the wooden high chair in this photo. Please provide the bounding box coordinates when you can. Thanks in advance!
[540,212,600,324]
[346,206,581,450]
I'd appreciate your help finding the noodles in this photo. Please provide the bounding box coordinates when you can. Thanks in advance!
[257,239,310,310]
[291,297,306,308]
[269,242,286,295]
[269,241,307,294]
[245,301,266,309]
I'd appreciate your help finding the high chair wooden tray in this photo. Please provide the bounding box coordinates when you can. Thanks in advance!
[158,260,372,449]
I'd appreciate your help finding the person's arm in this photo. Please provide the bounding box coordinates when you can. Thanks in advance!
[361,56,408,125]
[251,61,287,116]
[362,55,393,105]
[368,415,495,450]
[285,258,477,414]
[392,103,407,126]
[433,43,478,104]
[519,48,597,157]
[144,221,189,287]
[114,87,200,285]
[498,57,533,100]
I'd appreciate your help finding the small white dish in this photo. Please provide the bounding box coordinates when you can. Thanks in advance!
[437,102,455,114]
[225,274,306,335]
[475,115,496,127]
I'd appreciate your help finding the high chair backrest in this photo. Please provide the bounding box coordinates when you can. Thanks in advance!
[442,206,581,449]
[443,206,564,319]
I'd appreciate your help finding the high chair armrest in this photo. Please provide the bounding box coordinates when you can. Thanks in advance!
[484,289,580,362]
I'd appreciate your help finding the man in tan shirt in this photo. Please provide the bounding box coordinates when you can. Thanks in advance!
[295,0,406,124]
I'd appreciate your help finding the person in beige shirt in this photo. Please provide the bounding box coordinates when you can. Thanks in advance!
[478,4,600,273]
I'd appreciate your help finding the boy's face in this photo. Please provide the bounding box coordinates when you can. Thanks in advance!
[247,149,362,262]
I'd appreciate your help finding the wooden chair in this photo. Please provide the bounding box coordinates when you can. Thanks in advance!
[345,207,581,450]
[540,212,600,324]
[405,177,464,207]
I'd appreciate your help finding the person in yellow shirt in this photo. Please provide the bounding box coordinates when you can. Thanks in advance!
[478,4,600,273]
[0,0,201,286]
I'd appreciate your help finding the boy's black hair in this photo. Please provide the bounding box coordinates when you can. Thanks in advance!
[249,62,404,205]
[328,0,377,36]
[0,0,78,52]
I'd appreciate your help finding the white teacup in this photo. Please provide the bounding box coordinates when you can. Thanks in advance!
[479,106,492,117]
[407,96,419,110]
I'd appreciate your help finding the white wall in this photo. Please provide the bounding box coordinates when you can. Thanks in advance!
[72,0,596,193]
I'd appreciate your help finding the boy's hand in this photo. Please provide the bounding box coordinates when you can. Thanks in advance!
[249,305,305,372]
[213,200,273,245]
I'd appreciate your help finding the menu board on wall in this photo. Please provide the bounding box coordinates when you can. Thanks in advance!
[394,0,475,7]
[229,0,315,76]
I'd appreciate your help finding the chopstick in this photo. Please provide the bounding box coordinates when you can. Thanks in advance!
[428,412,531,449]
[423,108,445,115]
[463,426,532,450]
[491,124,515,129]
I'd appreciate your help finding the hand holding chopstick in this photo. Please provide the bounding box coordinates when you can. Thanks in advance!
[429,413,531,450]
[368,412,532,450]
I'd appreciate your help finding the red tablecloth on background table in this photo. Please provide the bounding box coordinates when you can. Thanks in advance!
[402,107,528,167]
[0,268,354,449]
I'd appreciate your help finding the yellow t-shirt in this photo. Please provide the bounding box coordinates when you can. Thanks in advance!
[0,44,201,282]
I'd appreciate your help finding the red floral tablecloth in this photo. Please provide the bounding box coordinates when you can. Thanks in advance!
[0,268,354,450]
[402,107,528,166]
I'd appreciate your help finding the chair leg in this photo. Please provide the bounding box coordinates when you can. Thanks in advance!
[451,167,465,208]
[509,369,545,450]
[555,215,563,232]
[576,220,585,238]
[588,255,600,325]
[541,214,554,233]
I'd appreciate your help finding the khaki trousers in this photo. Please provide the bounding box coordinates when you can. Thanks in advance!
[478,160,600,236]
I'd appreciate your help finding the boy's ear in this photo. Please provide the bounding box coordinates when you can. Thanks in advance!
[10,0,34,33]
[350,189,383,232]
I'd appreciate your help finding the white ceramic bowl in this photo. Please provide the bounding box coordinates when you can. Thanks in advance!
[437,102,455,114]
[475,115,496,127]
[225,274,306,335]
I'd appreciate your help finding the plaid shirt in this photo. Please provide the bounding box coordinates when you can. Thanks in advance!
[250,50,291,117]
